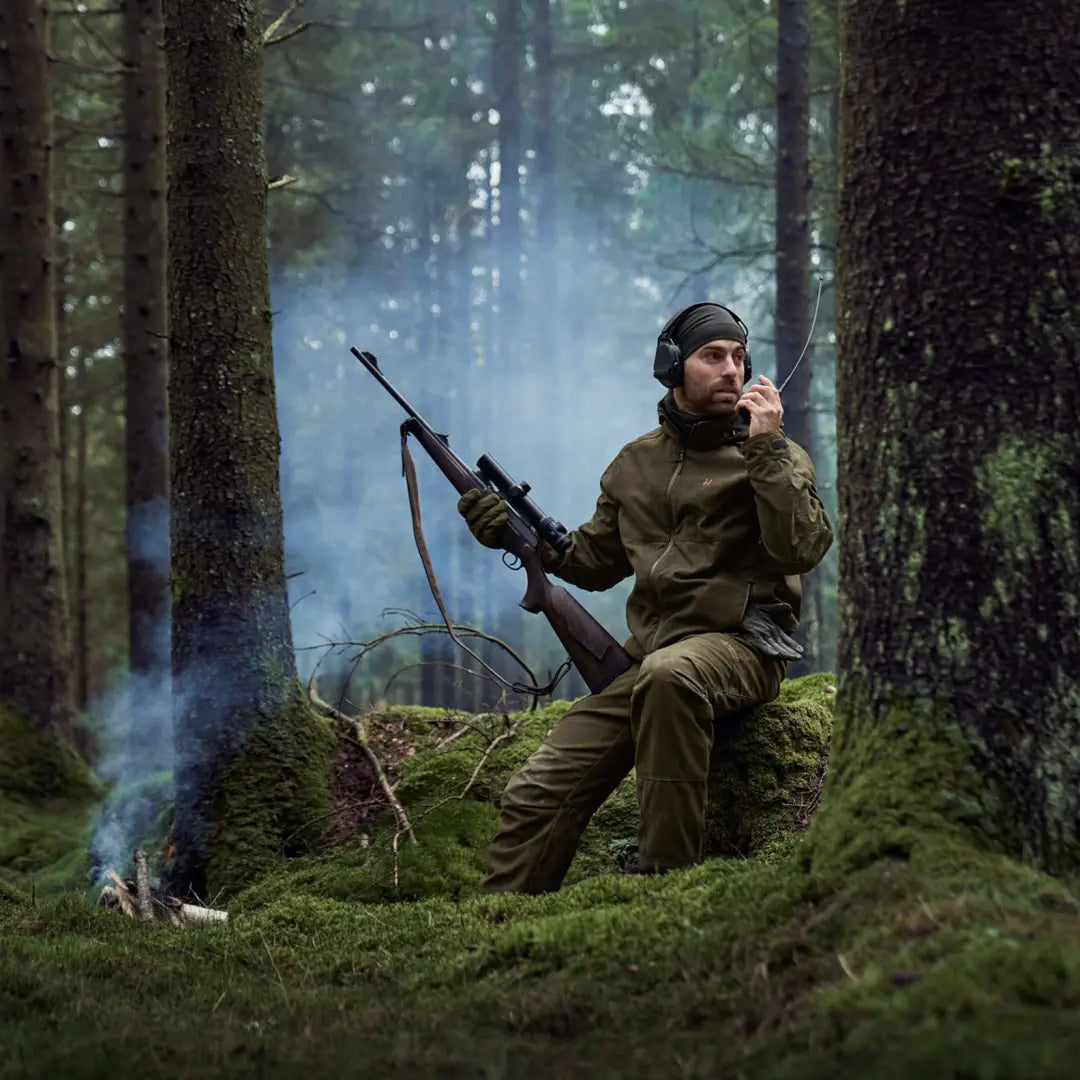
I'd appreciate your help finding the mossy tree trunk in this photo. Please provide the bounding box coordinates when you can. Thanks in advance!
[815,0,1080,875]
[122,0,170,725]
[164,0,333,899]
[774,0,817,675]
[0,0,75,740]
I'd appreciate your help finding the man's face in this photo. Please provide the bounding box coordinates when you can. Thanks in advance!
[672,338,747,416]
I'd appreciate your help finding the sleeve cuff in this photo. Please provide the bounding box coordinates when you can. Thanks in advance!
[739,430,791,462]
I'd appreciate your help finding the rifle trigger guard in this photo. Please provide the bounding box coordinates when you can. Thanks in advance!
[502,550,522,571]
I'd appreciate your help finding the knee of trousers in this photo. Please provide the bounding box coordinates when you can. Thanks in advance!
[499,743,588,819]
[632,650,713,711]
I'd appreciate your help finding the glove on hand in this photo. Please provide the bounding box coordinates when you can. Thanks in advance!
[457,489,508,548]
[740,606,805,662]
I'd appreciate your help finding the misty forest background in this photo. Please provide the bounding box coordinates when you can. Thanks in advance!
[15,0,838,780]
[5,0,1080,1074]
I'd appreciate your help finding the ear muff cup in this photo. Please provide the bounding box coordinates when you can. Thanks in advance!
[652,302,751,388]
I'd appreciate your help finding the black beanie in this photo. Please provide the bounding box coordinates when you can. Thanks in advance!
[673,304,747,359]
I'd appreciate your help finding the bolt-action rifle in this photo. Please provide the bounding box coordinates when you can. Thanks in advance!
[353,347,633,694]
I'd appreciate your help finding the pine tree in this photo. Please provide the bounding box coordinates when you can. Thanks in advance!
[0,0,75,739]
[164,0,333,897]
[122,0,170,722]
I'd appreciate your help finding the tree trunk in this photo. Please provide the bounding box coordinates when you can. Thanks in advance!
[122,0,170,720]
[164,0,333,899]
[0,0,74,737]
[817,0,1080,875]
[73,351,89,713]
[774,0,817,675]
[493,0,523,362]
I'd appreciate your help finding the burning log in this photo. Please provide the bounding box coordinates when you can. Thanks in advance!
[97,855,229,926]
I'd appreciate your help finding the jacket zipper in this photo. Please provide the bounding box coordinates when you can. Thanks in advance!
[646,448,686,641]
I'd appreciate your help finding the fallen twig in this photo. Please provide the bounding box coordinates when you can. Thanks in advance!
[309,686,417,844]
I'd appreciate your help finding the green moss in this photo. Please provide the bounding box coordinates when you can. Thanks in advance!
[206,685,336,897]
[235,680,833,909]
[7,679,1075,1076]
[2,818,1078,1078]
[977,435,1075,568]
[0,705,103,894]
[0,878,31,909]
[0,704,102,805]
[705,674,834,857]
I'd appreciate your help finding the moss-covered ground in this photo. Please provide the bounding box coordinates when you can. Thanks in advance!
[0,705,103,895]
[2,680,1079,1078]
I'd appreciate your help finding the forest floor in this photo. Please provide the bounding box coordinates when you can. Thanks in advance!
[2,680,1080,1079]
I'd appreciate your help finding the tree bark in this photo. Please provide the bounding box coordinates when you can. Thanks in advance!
[774,0,817,674]
[122,0,170,704]
[0,0,74,737]
[818,0,1080,874]
[73,350,89,713]
[165,0,333,899]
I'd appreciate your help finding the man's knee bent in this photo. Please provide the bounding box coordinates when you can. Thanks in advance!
[633,649,713,706]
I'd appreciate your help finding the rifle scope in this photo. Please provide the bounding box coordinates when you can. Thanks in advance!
[476,454,572,554]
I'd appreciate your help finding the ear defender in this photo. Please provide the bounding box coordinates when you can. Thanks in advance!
[652,302,752,388]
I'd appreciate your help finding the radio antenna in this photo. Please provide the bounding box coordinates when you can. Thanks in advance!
[778,275,824,394]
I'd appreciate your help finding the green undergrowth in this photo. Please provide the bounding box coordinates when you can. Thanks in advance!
[3,680,1078,1077]
[2,825,1078,1078]
[0,705,103,894]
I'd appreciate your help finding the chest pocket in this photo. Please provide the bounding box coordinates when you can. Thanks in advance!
[675,449,758,543]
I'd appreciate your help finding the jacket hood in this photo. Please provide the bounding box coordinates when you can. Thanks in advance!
[657,391,750,450]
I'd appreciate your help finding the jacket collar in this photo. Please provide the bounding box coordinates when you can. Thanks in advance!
[657,391,749,450]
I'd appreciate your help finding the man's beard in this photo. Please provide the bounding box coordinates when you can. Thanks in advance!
[685,382,739,415]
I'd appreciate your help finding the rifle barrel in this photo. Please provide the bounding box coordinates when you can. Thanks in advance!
[351,348,429,429]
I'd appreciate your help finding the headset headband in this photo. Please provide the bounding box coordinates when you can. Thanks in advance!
[658,302,749,346]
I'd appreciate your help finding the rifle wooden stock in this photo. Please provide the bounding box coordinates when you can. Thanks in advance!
[402,418,634,694]
[515,546,634,694]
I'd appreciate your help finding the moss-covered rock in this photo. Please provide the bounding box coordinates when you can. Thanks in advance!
[235,676,835,908]
[705,671,834,857]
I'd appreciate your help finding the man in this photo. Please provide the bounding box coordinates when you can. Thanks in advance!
[458,302,833,892]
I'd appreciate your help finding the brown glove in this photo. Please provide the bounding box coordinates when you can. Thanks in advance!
[457,489,508,548]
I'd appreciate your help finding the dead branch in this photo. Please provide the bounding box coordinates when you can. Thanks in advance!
[309,686,417,844]
[299,617,541,708]
[265,22,312,46]
[430,712,506,750]
[98,870,228,926]
[178,903,228,925]
[264,0,311,46]
[382,658,507,701]
[268,174,299,191]
[133,849,153,921]
[101,872,136,918]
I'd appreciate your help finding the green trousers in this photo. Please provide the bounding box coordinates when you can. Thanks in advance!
[480,633,785,893]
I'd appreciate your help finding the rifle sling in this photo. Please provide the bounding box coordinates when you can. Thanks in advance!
[399,425,571,701]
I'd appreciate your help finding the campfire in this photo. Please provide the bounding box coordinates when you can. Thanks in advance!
[97,849,228,925]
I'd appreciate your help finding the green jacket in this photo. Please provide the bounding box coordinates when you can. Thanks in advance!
[546,395,834,660]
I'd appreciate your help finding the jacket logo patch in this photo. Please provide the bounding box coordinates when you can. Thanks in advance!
[701,478,714,487]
